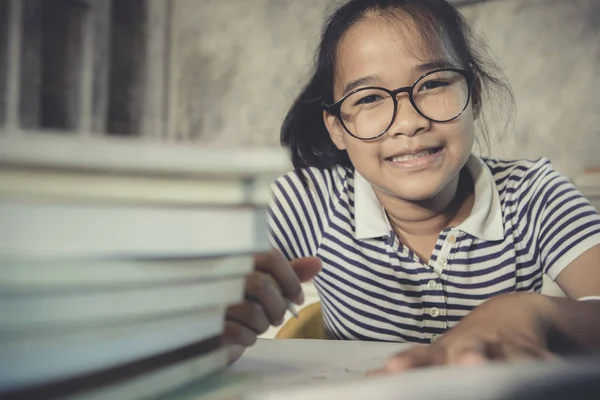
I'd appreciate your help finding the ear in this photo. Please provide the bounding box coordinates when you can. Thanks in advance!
[323,110,347,150]
[471,76,483,120]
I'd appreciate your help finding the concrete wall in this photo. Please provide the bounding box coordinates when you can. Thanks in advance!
[168,0,331,146]
[168,0,600,177]
[460,0,600,176]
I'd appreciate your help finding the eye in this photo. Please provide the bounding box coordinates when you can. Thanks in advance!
[419,79,451,91]
[353,94,384,106]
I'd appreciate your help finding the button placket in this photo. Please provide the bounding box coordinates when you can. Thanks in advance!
[422,231,456,340]
[422,285,447,338]
[433,230,457,276]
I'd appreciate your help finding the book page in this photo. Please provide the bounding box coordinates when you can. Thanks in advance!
[228,339,409,388]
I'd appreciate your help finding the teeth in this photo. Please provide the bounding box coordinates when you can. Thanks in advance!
[390,150,434,162]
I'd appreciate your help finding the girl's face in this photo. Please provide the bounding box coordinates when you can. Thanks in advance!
[324,16,476,202]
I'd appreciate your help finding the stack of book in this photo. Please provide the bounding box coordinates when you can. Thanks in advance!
[0,133,290,399]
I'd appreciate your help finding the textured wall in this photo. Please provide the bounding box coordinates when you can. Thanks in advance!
[168,0,332,146]
[169,0,599,177]
[460,0,600,176]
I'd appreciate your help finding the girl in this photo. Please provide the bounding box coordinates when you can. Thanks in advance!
[223,0,600,370]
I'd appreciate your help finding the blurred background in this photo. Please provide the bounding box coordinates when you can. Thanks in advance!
[0,0,598,175]
[0,0,598,328]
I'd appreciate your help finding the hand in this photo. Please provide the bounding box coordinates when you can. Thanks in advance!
[372,293,559,374]
[223,250,322,364]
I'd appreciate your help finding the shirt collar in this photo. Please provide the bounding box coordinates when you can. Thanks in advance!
[353,154,504,241]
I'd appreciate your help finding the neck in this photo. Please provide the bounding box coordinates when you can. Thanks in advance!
[375,169,474,238]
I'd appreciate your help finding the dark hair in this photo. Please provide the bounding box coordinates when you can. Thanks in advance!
[281,0,513,172]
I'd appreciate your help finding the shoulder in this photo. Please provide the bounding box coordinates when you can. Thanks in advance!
[267,166,353,258]
[270,165,352,206]
[482,157,554,181]
[481,157,563,196]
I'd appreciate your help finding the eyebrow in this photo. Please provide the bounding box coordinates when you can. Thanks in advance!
[341,76,379,97]
[340,60,457,97]
[413,60,456,73]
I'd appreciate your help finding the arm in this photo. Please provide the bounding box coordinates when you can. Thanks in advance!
[375,163,600,373]
[223,170,330,364]
[545,244,600,352]
[373,290,600,374]
[536,162,600,352]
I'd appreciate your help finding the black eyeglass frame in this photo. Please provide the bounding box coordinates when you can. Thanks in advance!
[322,68,476,141]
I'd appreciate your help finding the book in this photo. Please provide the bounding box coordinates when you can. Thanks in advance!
[0,277,244,332]
[0,254,254,290]
[74,347,229,400]
[0,134,282,397]
[0,133,289,207]
[0,307,224,391]
[0,167,275,207]
[0,132,290,179]
[0,200,267,260]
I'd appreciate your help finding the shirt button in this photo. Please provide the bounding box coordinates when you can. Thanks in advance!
[429,307,440,318]
[438,257,447,267]
[427,280,437,290]
[430,334,439,343]
[447,235,457,244]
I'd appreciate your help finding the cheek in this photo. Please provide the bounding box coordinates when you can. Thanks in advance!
[458,108,476,139]
[343,140,382,171]
[445,111,476,151]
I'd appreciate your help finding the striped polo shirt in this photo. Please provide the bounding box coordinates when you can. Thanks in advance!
[267,155,600,343]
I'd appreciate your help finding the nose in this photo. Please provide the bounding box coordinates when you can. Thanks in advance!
[386,95,431,138]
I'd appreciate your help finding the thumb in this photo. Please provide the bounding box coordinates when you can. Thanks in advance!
[290,257,322,282]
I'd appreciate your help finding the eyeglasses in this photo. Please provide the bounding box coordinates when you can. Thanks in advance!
[323,68,475,141]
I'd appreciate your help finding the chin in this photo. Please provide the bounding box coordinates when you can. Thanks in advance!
[384,178,449,202]
[395,187,442,202]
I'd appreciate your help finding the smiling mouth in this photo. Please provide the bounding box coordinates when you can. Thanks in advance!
[385,147,444,162]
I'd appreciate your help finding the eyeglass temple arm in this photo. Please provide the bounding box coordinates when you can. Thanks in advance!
[322,101,336,113]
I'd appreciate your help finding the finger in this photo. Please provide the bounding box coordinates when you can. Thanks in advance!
[225,301,272,334]
[452,350,489,366]
[244,272,288,323]
[290,257,322,282]
[445,340,489,365]
[487,340,560,364]
[254,251,304,305]
[226,344,246,365]
[222,320,258,347]
[383,345,438,372]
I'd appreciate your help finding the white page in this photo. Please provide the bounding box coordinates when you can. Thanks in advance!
[229,339,600,400]
[228,339,410,388]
